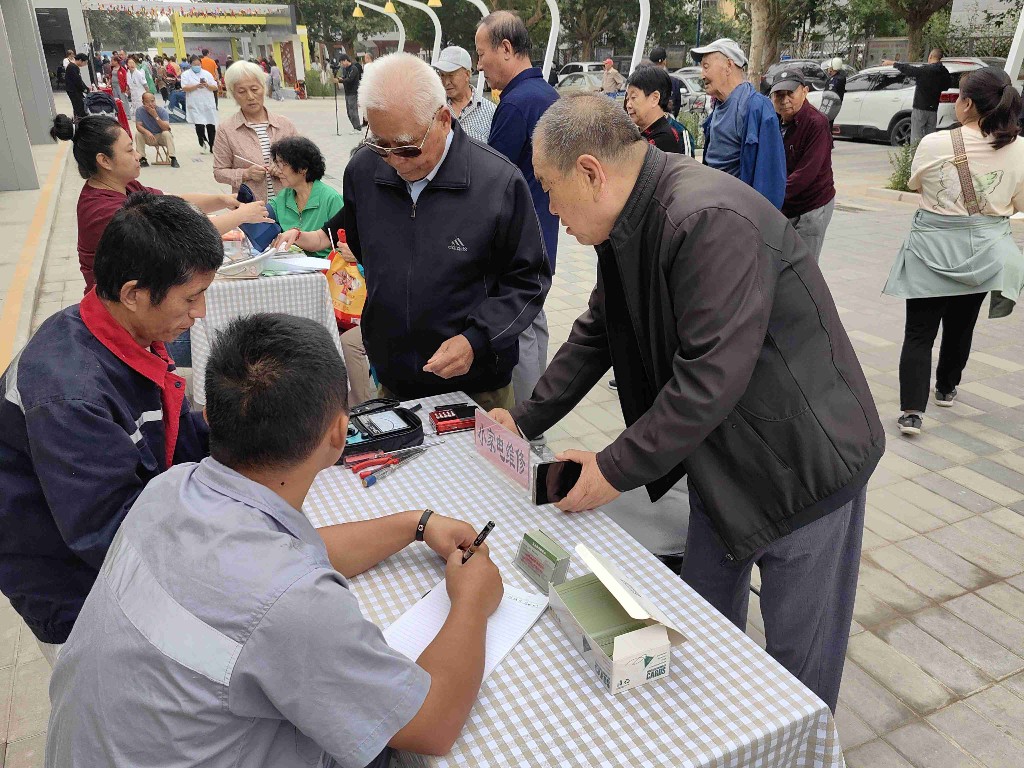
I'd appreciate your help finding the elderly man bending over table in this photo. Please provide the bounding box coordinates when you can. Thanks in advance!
[277,52,551,411]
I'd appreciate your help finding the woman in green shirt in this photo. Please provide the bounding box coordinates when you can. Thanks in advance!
[268,136,344,258]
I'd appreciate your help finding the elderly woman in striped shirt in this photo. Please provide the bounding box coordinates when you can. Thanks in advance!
[213,60,298,203]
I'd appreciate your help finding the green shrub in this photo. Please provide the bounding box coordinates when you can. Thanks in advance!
[887,141,918,192]
[678,111,705,150]
[303,68,336,98]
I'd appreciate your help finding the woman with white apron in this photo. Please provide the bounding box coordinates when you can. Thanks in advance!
[181,54,219,152]
[884,66,1024,436]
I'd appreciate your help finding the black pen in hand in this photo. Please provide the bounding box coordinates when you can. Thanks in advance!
[461,521,495,563]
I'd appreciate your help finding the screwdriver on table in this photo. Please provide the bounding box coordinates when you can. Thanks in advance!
[362,449,428,487]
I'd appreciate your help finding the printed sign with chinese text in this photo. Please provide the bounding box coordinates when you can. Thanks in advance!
[474,408,531,490]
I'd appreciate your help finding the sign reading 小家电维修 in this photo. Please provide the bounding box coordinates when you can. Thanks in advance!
[474,408,530,490]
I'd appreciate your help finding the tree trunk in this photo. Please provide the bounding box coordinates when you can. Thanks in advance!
[748,0,770,85]
[907,21,925,61]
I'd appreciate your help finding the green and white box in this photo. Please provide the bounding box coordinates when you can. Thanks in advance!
[514,529,571,594]
[549,544,686,695]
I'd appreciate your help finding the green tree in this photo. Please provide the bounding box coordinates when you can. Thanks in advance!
[84,11,153,52]
[884,0,954,60]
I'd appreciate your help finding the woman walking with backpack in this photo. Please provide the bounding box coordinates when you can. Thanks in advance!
[884,67,1024,436]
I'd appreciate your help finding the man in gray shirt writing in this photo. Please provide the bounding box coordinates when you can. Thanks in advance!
[46,313,503,768]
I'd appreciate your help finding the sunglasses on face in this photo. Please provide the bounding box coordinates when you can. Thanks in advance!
[362,108,441,159]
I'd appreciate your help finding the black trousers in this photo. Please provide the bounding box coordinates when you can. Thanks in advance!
[194,124,216,148]
[344,91,361,130]
[899,293,986,412]
[69,91,87,119]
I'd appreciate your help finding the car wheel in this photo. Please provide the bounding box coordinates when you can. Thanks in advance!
[890,116,912,146]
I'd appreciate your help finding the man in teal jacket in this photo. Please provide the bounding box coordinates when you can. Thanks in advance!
[694,39,786,210]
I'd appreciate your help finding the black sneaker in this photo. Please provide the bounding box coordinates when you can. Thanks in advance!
[608,379,617,391]
[139,157,149,167]
[898,413,922,435]
[170,157,180,168]
[935,388,957,407]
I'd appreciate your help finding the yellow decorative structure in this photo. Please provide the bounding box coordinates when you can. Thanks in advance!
[353,4,365,16]
[427,0,443,6]
[383,1,397,12]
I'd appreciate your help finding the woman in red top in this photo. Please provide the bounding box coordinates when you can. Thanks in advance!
[50,114,273,292]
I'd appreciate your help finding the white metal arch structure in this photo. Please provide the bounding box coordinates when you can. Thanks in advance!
[1006,6,1024,89]
[460,0,489,101]
[541,0,560,81]
[357,1,406,53]
[630,0,650,75]
[393,0,442,62]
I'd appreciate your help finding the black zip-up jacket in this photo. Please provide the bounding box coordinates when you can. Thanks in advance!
[895,62,952,112]
[324,122,551,398]
[512,147,884,559]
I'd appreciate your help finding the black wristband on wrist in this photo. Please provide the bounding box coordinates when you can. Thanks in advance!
[415,509,434,542]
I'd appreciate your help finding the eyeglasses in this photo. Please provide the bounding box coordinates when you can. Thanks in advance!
[361,108,441,159]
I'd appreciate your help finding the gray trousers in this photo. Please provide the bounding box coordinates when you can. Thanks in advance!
[911,108,938,145]
[789,196,835,263]
[512,309,549,407]
[681,483,867,712]
[344,91,361,130]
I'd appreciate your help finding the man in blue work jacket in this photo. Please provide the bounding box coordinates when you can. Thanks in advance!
[693,38,786,210]
[476,11,558,415]
[0,194,219,664]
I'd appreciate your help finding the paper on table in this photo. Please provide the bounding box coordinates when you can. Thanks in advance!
[264,255,330,273]
[384,579,547,679]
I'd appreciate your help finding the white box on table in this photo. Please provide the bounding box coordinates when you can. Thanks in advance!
[549,544,686,695]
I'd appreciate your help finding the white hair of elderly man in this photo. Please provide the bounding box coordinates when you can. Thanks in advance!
[358,52,447,138]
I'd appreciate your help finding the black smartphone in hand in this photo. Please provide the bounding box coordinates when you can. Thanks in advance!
[533,460,583,505]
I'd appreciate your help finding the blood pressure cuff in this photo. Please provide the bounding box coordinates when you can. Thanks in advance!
[339,399,424,457]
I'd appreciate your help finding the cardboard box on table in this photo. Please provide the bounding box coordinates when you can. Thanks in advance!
[549,544,687,695]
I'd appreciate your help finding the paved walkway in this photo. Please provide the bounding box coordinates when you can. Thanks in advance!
[2,94,1024,767]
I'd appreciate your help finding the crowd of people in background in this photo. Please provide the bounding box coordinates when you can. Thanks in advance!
[9,15,1024,767]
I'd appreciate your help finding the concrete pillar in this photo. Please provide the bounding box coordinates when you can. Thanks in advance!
[1006,7,1024,86]
[7,0,54,145]
[0,4,39,190]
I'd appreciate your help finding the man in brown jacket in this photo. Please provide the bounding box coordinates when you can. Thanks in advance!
[489,95,883,712]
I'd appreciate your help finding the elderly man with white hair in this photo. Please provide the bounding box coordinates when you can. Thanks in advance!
[213,60,299,202]
[277,53,550,410]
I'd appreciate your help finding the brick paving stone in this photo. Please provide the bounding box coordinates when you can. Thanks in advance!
[846,632,956,714]
[915,475,999,514]
[858,562,933,614]
[984,507,1024,538]
[885,481,973,524]
[941,594,1024,655]
[928,701,1024,768]
[951,518,1024,569]
[927,526,1024,579]
[865,505,919,542]
[910,606,1024,680]
[839,661,918,734]
[884,720,985,768]
[853,587,902,628]
[873,619,992,696]
[966,458,1024,494]
[869,489,946,533]
[884,438,957,471]
[846,739,916,768]
[834,703,877,751]
[963,684,1024,737]
[896,537,997,591]
[930,425,1003,457]
[976,582,1024,623]
[867,546,966,602]
[939,467,1023,506]
[948,421,1024,452]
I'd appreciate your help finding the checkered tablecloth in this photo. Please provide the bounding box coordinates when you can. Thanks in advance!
[190,272,342,406]
[307,393,846,768]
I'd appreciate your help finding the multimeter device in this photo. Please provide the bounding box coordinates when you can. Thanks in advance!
[338,399,424,459]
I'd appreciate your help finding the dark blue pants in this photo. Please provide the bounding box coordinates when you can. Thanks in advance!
[681,484,867,712]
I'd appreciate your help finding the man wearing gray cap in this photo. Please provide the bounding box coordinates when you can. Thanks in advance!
[769,68,836,263]
[692,38,786,209]
[433,46,496,143]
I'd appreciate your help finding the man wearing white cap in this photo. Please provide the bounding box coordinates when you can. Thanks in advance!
[599,58,625,95]
[691,38,786,209]
[433,46,496,143]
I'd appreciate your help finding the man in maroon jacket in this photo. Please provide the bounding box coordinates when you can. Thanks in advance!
[769,69,836,263]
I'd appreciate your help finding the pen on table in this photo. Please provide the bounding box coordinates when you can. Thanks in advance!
[461,521,495,564]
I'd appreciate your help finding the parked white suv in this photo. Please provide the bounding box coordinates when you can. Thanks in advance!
[808,57,1006,145]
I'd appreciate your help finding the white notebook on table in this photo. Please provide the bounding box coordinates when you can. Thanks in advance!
[383,579,548,678]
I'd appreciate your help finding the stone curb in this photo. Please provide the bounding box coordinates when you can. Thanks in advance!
[14,145,73,354]
[864,187,921,204]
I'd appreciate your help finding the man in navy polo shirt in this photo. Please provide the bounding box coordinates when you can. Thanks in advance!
[476,11,558,414]
[0,194,220,664]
